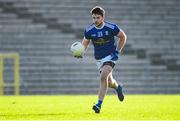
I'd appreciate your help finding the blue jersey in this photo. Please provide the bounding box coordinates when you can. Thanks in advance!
[84,21,121,60]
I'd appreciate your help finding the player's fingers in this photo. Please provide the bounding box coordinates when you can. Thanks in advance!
[74,56,82,58]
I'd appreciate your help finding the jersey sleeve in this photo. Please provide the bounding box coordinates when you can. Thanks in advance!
[113,24,121,36]
[84,29,91,40]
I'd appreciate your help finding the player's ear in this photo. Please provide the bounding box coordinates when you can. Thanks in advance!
[103,14,105,19]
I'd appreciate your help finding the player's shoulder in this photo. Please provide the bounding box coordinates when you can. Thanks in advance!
[85,23,95,33]
[104,21,119,29]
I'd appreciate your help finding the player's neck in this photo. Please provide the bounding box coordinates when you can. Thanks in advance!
[95,22,105,29]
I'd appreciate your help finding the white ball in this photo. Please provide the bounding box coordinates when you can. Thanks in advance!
[70,42,85,57]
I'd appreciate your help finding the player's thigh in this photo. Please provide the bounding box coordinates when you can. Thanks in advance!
[100,65,113,81]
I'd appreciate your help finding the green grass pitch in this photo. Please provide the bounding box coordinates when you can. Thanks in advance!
[0,95,180,120]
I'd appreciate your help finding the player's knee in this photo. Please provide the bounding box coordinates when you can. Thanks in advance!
[108,76,112,83]
[108,77,113,87]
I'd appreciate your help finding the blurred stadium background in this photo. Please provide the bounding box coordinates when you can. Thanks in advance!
[0,0,179,95]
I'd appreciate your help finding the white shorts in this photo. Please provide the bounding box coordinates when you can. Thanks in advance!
[96,54,118,70]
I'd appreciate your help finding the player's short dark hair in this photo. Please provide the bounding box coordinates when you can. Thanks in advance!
[90,6,105,17]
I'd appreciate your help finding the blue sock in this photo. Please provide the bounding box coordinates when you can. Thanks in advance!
[96,99,103,108]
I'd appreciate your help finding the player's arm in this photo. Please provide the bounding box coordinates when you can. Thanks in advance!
[82,37,90,51]
[116,30,127,53]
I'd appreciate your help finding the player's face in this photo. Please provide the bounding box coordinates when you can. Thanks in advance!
[92,14,104,27]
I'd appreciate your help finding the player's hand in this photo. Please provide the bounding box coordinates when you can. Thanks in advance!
[74,55,83,58]
[111,50,120,61]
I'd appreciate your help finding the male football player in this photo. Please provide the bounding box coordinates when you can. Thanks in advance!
[76,6,127,113]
